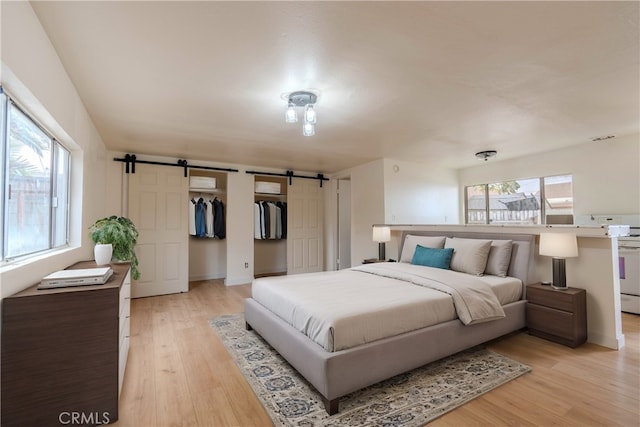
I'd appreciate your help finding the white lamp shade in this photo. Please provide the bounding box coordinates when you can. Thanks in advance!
[372,226,391,243]
[539,233,578,258]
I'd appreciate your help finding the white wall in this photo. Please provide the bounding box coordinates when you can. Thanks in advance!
[346,159,386,265]
[458,134,640,218]
[383,159,459,225]
[189,239,227,281]
[0,1,108,298]
[328,158,460,267]
[225,171,257,285]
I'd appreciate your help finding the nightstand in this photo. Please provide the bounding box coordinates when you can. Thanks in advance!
[526,283,587,348]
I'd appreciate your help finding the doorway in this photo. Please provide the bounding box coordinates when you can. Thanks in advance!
[337,178,352,269]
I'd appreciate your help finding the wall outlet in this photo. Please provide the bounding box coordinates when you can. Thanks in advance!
[244,262,249,268]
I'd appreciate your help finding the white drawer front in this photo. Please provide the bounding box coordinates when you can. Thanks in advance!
[118,268,132,397]
[119,303,130,334]
[119,314,130,346]
[118,335,130,395]
[119,283,131,316]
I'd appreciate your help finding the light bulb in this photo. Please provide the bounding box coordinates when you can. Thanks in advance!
[303,122,315,136]
[304,104,316,124]
[285,105,298,123]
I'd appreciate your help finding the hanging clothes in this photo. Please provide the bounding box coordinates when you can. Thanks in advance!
[213,198,226,239]
[254,202,263,239]
[207,200,215,237]
[189,198,197,236]
[261,201,271,238]
[189,194,226,239]
[254,200,287,240]
[277,201,287,238]
[275,203,282,239]
[269,202,277,239]
[195,198,207,237]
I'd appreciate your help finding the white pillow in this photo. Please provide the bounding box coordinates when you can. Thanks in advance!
[484,240,513,277]
[444,237,492,276]
[400,235,446,263]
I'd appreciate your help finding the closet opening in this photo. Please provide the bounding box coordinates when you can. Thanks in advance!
[254,175,288,278]
[188,170,227,282]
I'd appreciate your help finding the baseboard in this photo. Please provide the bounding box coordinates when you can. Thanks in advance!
[224,275,253,286]
[189,273,226,282]
[588,331,625,350]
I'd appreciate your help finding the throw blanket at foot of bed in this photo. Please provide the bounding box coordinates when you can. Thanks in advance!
[352,263,506,325]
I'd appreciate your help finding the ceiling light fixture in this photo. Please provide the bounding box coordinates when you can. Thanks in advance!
[283,90,318,136]
[475,150,497,161]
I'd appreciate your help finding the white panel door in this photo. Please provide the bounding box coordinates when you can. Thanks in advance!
[287,179,324,275]
[128,163,189,297]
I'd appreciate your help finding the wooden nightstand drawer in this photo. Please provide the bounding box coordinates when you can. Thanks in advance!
[527,284,582,312]
[525,283,587,348]
[526,304,575,337]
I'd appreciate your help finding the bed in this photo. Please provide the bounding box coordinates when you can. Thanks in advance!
[244,231,535,415]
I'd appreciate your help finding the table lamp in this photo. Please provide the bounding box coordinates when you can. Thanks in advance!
[539,232,578,290]
[372,226,391,261]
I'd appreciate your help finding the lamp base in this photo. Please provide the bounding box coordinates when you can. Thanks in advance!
[378,242,386,261]
[551,257,568,290]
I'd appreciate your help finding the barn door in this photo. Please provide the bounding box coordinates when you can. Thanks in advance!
[287,179,324,275]
[128,163,189,297]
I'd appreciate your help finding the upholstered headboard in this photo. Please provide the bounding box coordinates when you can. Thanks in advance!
[398,230,535,289]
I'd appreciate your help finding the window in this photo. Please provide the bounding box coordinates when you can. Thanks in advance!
[1,87,70,261]
[465,175,573,225]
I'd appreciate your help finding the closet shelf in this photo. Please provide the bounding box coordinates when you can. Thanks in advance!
[255,192,286,197]
[190,188,225,194]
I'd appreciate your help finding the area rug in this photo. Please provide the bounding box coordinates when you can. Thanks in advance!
[210,313,531,427]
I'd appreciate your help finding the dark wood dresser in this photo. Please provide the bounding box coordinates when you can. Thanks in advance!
[1,261,131,426]
[526,283,587,348]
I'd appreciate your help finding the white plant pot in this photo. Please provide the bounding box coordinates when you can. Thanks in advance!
[94,243,113,266]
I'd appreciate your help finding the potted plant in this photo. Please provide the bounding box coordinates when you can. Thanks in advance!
[89,215,140,279]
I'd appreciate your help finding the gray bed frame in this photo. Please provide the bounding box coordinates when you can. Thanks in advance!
[244,231,535,415]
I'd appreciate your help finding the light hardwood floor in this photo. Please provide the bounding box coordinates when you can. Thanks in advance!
[114,279,640,427]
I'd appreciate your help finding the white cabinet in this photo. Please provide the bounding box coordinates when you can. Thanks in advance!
[118,269,131,395]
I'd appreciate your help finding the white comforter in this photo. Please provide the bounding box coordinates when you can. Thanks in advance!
[251,263,519,352]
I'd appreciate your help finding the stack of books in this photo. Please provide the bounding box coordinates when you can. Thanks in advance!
[38,267,113,290]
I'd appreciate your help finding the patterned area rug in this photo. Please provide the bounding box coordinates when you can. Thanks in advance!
[210,313,531,427]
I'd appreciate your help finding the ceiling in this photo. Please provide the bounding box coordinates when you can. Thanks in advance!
[30,1,639,174]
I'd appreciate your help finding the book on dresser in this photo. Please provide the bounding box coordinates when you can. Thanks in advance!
[38,266,113,289]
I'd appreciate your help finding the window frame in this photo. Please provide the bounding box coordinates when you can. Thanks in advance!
[0,86,71,262]
[464,174,574,225]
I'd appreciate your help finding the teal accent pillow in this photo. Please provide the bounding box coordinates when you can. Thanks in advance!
[411,245,454,270]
